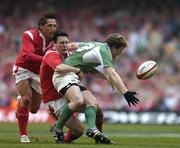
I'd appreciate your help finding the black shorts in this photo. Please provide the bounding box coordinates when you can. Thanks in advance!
[59,83,87,96]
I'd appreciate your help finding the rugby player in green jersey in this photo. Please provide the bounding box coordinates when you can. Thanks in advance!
[52,33,139,144]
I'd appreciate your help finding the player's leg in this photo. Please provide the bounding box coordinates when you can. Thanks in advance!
[66,86,98,132]
[96,108,104,132]
[64,115,84,143]
[81,89,113,144]
[47,104,84,143]
[52,73,107,143]
[81,89,103,131]
[29,88,41,114]
[55,85,84,130]
[49,116,84,143]
[16,79,32,143]
[28,70,42,114]
[53,85,85,143]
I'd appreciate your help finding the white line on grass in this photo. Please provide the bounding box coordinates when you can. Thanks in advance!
[106,132,180,137]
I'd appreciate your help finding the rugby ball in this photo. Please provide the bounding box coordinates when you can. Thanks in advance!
[136,61,158,80]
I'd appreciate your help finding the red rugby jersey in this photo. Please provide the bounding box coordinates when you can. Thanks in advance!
[40,47,70,103]
[15,29,52,74]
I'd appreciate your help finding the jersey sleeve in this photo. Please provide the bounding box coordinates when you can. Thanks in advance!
[44,51,62,70]
[21,32,43,63]
[99,46,114,68]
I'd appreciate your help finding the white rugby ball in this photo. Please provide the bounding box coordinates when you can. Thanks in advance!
[136,61,158,80]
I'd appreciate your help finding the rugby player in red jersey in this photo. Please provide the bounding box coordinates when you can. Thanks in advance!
[13,13,57,143]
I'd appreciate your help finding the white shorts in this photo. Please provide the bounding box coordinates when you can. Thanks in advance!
[52,72,80,93]
[44,98,68,116]
[13,65,42,94]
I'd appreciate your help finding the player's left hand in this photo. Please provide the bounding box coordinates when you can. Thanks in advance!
[124,91,140,107]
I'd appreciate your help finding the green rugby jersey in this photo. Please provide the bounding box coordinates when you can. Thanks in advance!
[64,42,114,72]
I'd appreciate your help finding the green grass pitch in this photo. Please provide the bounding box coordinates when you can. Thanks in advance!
[0,123,180,148]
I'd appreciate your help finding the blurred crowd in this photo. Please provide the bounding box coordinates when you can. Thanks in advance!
[0,0,180,111]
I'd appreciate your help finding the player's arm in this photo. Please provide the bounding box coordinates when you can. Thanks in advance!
[45,51,83,76]
[91,69,115,89]
[97,47,139,106]
[21,32,43,63]
[55,64,84,79]
[104,67,128,94]
[67,42,88,51]
[55,64,81,75]
[104,67,139,106]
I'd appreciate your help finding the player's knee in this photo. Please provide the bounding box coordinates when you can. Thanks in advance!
[73,97,84,108]
[86,97,100,109]
[30,109,38,114]
[90,102,99,110]
[30,106,40,114]
[21,95,31,107]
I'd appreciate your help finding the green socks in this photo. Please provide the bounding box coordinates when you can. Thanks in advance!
[56,104,97,130]
[85,106,97,129]
[56,104,73,129]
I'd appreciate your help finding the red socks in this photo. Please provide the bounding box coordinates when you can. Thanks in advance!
[63,113,103,143]
[16,98,29,136]
[64,130,82,143]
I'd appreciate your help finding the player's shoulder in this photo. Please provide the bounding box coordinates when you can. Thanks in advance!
[45,47,58,56]
[23,28,38,34]
[93,42,108,50]
[98,43,111,54]
[91,42,106,47]
[23,29,39,40]
[78,41,106,47]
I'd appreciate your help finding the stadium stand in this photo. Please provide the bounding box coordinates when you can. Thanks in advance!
[0,0,179,112]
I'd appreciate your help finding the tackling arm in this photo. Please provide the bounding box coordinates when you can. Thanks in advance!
[45,51,82,76]
[55,64,81,74]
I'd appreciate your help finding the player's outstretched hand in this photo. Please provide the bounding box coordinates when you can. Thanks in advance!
[124,91,139,107]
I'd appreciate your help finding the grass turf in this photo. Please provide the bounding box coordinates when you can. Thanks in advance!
[0,123,179,148]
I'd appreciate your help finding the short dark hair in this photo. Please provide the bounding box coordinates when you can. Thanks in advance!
[38,13,57,28]
[53,30,69,43]
[105,33,128,49]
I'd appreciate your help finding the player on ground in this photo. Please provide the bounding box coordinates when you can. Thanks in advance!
[52,33,140,143]
[13,13,57,143]
[40,30,110,144]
